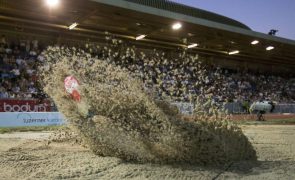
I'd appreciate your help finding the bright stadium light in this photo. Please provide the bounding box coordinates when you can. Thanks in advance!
[228,50,239,55]
[266,46,274,51]
[69,22,78,30]
[135,35,146,40]
[46,0,59,7]
[251,40,259,45]
[172,22,182,30]
[187,43,198,48]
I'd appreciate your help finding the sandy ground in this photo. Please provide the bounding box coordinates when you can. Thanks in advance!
[0,125,295,180]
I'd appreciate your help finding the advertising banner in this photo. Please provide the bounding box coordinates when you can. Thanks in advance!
[0,112,66,127]
[0,99,51,112]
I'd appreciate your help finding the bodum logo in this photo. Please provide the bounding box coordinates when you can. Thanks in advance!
[3,102,47,112]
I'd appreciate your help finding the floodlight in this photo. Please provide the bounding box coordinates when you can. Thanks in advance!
[266,46,274,51]
[251,40,259,45]
[46,0,59,7]
[187,43,198,48]
[69,23,78,30]
[135,35,146,40]
[228,50,239,55]
[172,22,182,30]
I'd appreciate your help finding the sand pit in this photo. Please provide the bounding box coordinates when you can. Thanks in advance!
[38,46,256,165]
[0,125,294,179]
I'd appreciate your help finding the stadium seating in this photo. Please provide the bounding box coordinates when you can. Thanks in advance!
[0,34,294,111]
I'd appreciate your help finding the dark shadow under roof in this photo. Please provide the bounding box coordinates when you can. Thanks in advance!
[124,0,251,30]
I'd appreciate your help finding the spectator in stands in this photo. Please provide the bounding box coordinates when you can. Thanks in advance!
[11,65,20,77]
[12,84,20,94]
[0,85,8,98]
[1,35,6,45]
[32,39,38,49]
[0,44,5,54]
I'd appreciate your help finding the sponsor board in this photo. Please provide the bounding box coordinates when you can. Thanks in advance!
[0,112,66,127]
[0,99,51,112]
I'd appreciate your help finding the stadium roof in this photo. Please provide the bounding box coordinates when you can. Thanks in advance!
[123,0,251,30]
[0,0,295,68]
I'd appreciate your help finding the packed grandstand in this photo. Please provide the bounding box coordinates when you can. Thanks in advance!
[0,33,294,113]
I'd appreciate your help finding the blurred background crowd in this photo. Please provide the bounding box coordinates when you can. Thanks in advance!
[1,34,294,105]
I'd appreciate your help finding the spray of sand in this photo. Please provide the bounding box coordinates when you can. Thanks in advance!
[39,46,256,165]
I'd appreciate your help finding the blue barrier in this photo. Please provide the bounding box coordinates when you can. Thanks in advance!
[0,112,66,127]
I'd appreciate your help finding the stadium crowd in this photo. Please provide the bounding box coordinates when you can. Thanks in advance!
[0,34,46,99]
[85,36,295,104]
[1,34,295,105]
